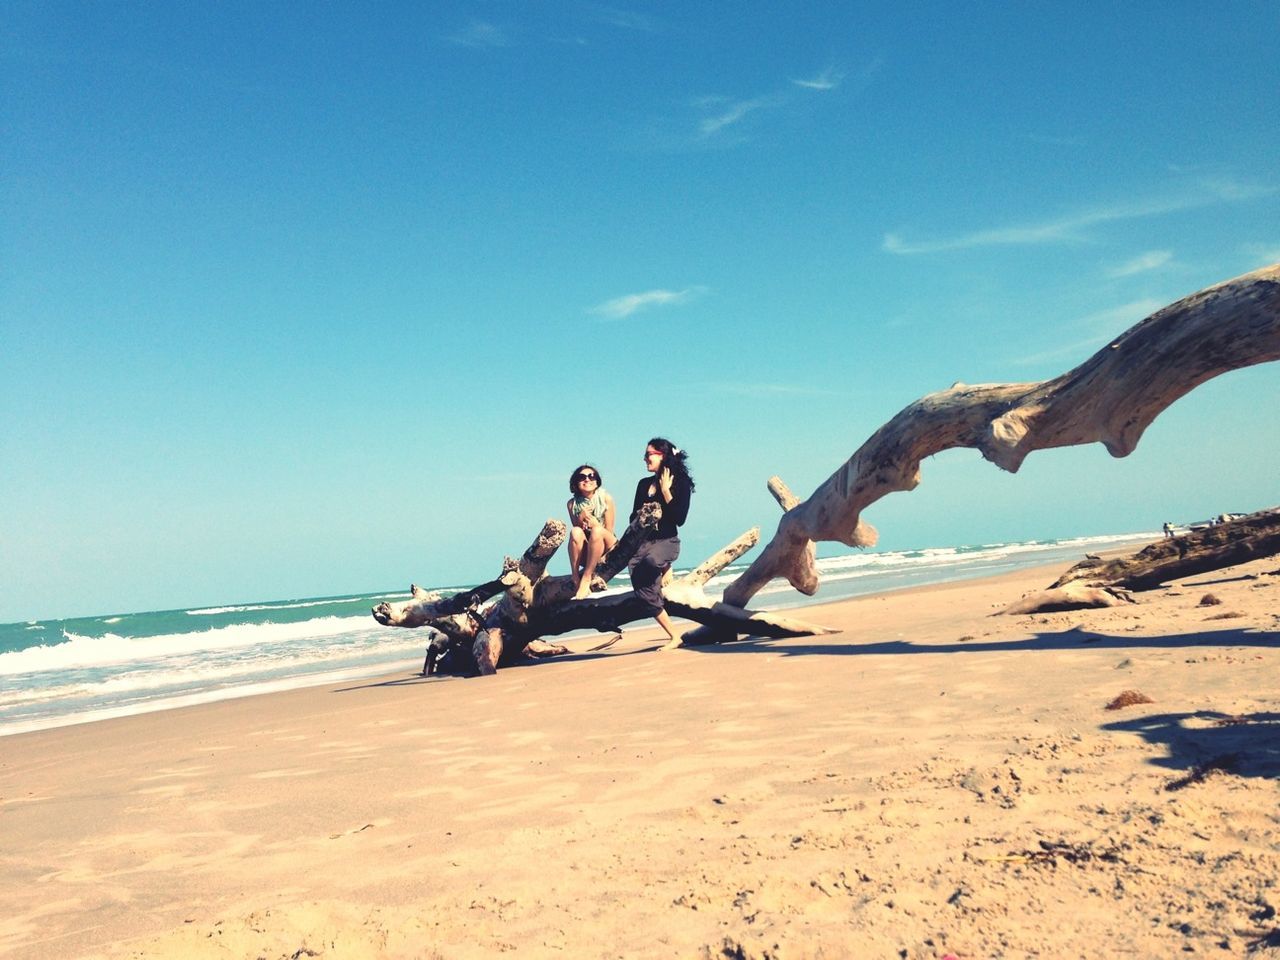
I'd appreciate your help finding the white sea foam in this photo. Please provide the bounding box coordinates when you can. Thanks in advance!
[185,596,372,616]
[1,637,423,705]
[0,615,396,677]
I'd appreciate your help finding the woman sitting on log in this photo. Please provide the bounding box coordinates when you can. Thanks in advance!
[630,437,695,650]
[567,464,617,600]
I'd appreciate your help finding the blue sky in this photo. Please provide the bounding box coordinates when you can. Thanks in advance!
[3,1,1278,622]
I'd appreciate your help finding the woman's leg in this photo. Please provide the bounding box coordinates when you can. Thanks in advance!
[568,526,586,588]
[574,527,606,599]
[628,538,682,646]
[654,609,680,649]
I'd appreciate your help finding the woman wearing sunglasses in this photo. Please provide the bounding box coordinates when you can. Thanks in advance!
[629,437,694,649]
[567,464,617,600]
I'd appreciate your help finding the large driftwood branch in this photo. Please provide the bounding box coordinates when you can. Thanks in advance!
[724,263,1280,608]
[523,527,834,643]
[372,503,832,675]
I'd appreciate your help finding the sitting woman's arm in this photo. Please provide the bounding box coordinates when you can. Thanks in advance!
[602,492,616,535]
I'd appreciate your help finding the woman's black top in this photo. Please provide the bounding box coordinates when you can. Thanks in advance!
[630,474,692,539]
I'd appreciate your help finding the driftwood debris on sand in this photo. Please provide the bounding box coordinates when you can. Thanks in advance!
[1051,507,1280,591]
[1000,507,1280,615]
[371,505,833,676]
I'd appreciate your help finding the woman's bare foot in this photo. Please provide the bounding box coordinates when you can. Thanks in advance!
[572,583,593,600]
[658,636,683,651]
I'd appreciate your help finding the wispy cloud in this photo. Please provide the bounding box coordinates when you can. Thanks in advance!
[711,382,845,398]
[883,184,1273,256]
[687,59,875,144]
[585,5,656,31]
[1107,250,1174,278]
[447,20,510,48]
[1202,177,1275,202]
[1078,298,1166,330]
[791,67,844,91]
[1023,132,1086,147]
[1011,299,1164,367]
[588,286,706,319]
[698,97,773,137]
[1243,242,1280,268]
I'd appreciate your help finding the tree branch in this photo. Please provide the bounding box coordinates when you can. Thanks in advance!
[725,263,1280,607]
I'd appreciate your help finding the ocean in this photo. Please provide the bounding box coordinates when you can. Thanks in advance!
[0,531,1151,737]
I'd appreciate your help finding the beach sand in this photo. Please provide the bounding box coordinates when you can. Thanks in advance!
[2,554,1277,959]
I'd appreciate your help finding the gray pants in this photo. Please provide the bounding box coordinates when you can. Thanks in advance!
[628,537,681,614]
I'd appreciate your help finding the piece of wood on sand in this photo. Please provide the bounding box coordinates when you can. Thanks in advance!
[1052,507,1280,591]
[998,507,1280,615]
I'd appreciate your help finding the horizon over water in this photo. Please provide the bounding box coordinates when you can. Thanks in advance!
[0,531,1155,737]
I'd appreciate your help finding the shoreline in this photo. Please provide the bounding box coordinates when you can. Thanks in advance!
[2,550,1276,958]
[0,535,1156,740]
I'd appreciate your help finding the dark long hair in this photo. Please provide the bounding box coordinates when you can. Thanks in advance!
[568,463,604,493]
[647,437,695,491]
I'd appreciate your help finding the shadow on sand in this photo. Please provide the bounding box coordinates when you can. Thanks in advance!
[1101,710,1280,784]
[696,624,1279,660]
[702,626,1279,782]
[334,625,1278,783]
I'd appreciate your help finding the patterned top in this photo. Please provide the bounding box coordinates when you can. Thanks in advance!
[570,488,611,524]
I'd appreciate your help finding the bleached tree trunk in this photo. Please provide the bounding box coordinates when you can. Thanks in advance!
[373,507,834,676]
[724,263,1280,608]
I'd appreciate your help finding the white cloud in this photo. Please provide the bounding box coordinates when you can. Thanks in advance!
[588,286,706,319]
[792,68,844,91]
[1011,335,1114,369]
[1243,243,1280,268]
[1024,132,1086,147]
[712,382,845,398]
[447,20,509,48]
[699,98,771,137]
[677,60,875,145]
[1078,298,1166,330]
[883,184,1272,256]
[1011,299,1164,367]
[1107,250,1174,278]
[1201,178,1276,202]
[586,6,656,31]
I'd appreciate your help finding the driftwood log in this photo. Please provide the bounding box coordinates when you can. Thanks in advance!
[372,506,834,676]
[998,582,1136,616]
[1051,507,1280,591]
[724,263,1280,608]
[999,507,1280,614]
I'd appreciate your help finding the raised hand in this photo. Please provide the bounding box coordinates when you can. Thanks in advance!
[658,466,674,502]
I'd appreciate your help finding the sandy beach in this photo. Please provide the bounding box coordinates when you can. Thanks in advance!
[2,553,1278,959]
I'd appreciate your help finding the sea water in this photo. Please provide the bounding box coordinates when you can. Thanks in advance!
[0,532,1151,736]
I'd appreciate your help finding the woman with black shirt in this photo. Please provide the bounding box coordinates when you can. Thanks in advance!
[629,437,694,650]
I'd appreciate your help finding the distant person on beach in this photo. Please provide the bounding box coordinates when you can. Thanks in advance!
[629,437,694,650]
[567,464,617,600]
[1163,521,1175,538]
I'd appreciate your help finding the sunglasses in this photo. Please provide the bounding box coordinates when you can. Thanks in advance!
[574,473,598,482]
